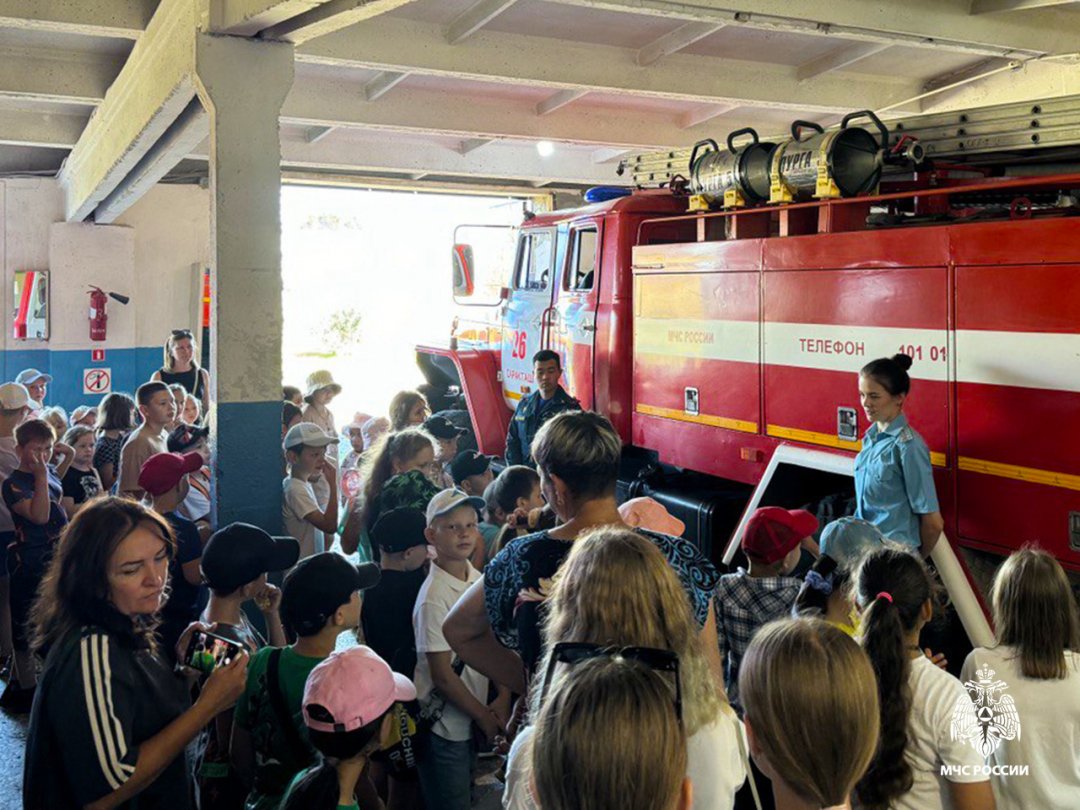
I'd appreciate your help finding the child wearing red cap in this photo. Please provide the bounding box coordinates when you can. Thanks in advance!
[715,506,819,713]
[279,646,415,810]
[139,451,207,662]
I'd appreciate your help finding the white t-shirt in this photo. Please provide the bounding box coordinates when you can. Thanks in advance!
[961,645,1080,810]
[412,561,487,742]
[0,436,19,533]
[894,654,988,810]
[282,476,323,560]
[177,468,211,523]
[503,709,747,810]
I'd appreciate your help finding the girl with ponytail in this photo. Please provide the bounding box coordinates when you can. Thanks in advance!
[854,547,993,810]
[855,354,945,555]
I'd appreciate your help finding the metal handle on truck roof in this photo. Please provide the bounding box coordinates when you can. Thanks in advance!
[790,120,824,142]
[841,109,889,150]
[726,127,759,153]
[689,139,720,171]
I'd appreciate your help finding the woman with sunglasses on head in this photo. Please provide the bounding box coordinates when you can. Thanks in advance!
[532,655,693,810]
[503,527,744,810]
[151,329,210,418]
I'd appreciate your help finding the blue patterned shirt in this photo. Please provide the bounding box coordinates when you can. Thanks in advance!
[484,527,719,673]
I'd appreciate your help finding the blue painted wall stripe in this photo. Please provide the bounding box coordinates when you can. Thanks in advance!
[216,400,282,533]
[2,346,165,408]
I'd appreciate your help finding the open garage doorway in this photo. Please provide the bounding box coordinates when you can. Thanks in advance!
[281,184,529,429]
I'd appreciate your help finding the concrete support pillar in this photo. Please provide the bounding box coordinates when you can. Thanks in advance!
[195,33,294,529]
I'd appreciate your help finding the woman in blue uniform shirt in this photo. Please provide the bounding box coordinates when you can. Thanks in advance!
[854,354,944,556]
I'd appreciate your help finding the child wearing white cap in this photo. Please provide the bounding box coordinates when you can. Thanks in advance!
[279,646,416,810]
[282,423,340,560]
[414,489,510,809]
[14,369,50,414]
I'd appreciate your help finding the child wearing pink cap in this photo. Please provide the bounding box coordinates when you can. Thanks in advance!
[280,646,416,810]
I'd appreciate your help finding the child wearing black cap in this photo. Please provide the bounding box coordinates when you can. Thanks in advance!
[450,451,498,568]
[361,507,430,679]
[423,415,468,488]
[232,553,380,810]
[199,523,298,651]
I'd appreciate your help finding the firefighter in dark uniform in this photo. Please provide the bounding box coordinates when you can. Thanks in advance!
[505,350,581,467]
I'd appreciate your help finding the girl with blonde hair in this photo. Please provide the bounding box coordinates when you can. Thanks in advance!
[739,618,880,810]
[961,547,1080,810]
[532,655,692,810]
[504,526,744,810]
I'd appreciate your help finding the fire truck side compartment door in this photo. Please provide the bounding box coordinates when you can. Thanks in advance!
[551,221,601,410]
[501,228,556,407]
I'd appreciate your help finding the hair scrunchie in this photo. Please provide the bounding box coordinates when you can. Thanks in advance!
[876,591,893,603]
[805,570,833,596]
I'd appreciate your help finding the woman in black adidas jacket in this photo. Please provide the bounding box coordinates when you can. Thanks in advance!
[23,497,248,809]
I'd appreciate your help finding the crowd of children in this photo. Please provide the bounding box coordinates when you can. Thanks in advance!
[2,351,1077,810]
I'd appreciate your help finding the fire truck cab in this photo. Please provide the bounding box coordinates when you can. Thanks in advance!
[421,189,690,448]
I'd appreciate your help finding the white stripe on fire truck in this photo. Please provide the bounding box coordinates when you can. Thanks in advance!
[635,318,1080,394]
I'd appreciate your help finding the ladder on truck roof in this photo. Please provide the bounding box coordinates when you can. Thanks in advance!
[623,92,1080,188]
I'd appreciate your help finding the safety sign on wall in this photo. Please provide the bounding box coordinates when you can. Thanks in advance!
[83,368,112,396]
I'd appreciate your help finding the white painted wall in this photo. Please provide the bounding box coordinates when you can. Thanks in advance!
[0,178,209,404]
[115,184,210,348]
[0,179,209,353]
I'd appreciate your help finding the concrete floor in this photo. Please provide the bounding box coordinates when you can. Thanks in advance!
[0,708,26,803]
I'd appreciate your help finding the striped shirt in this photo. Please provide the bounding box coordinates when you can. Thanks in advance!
[24,626,192,809]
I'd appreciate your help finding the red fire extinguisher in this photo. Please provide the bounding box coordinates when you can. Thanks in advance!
[88,287,130,342]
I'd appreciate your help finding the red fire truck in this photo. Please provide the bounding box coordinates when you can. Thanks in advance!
[418,104,1080,596]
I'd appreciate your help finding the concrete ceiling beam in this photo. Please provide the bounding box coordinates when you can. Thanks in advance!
[447,0,519,45]
[0,108,88,148]
[0,48,120,105]
[456,138,493,154]
[590,147,631,164]
[281,77,778,149]
[94,99,209,223]
[796,42,890,81]
[363,69,409,101]
[678,103,737,130]
[256,0,420,43]
[298,17,923,114]
[536,89,588,116]
[542,0,1080,58]
[277,133,615,184]
[971,0,1080,13]
[57,0,200,222]
[0,0,151,39]
[636,21,723,66]
[211,0,328,35]
[304,124,335,142]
